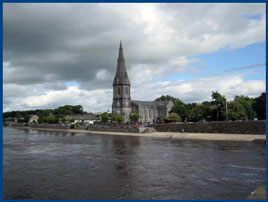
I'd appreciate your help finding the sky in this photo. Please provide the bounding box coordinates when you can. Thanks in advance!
[3,3,266,113]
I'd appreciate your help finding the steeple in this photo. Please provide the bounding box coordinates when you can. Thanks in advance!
[113,41,130,86]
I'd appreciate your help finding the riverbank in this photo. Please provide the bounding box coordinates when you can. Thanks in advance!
[246,184,266,200]
[11,126,266,142]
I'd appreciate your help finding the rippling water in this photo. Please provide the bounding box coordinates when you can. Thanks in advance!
[3,127,266,200]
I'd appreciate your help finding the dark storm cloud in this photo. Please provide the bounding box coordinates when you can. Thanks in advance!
[3,3,265,112]
[3,3,144,88]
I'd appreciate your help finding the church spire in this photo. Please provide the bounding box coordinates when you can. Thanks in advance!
[117,40,125,69]
[113,40,130,86]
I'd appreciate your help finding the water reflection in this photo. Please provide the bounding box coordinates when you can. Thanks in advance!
[111,136,141,199]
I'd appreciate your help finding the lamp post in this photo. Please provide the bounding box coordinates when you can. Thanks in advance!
[226,99,228,121]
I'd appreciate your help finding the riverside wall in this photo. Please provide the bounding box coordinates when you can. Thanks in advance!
[30,124,70,129]
[153,120,266,134]
[87,125,139,133]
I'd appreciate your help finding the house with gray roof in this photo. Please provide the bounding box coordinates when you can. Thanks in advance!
[66,114,100,124]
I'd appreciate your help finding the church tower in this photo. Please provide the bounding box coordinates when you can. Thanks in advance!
[112,41,131,122]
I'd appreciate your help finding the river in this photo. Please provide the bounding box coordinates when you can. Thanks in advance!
[3,127,266,199]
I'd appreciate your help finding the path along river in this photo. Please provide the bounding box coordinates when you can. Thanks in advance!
[3,127,266,199]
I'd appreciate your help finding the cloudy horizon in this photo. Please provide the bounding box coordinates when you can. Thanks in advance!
[3,3,266,113]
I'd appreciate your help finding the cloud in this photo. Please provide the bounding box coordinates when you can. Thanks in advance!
[3,74,265,112]
[3,3,266,112]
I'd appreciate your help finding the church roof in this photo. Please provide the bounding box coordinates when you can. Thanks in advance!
[131,100,172,107]
[113,41,130,86]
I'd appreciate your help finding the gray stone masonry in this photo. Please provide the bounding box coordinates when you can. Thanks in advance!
[153,120,266,134]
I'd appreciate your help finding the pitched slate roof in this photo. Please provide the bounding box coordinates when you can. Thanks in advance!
[131,100,172,107]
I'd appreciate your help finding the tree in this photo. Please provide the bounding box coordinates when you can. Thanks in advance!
[101,112,109,123]
[170,100,191,121]
[39,116,48,124]
[164,113,181,123]
[234,95,256,120]
[61,117,66,124]
[228,101,247,121]
[188,104,205,122]
[129,112,139,123]
[72,105,84,114]
[155,95,179,104]
[211,91,226,121]
[112,113,123,123]
[253,92,266,120]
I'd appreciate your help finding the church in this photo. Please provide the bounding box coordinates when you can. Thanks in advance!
[112,41,174,123]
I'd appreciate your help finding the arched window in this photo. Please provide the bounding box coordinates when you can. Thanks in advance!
[125,87,128,95]
[118,87,120,95]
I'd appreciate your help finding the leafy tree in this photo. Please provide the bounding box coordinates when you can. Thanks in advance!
[61,117,66,123]
[253,92,266,120]
[56,105,73,115]
[47,117,59,124]
[170,100,191,121]
[188,104,205,122]
[39,117,48,124]
[129,112,139,123]
[17,117,25,123]
[70,118,75,123]
[22,116,29,123]
[164,113,181,123]
[211,91,226,121]
[156,116,164,123]
[72,105,84,114]
[234,95,256,120]
[101,112,109,123]
[155,95,179,104]
[228,101,247,121]
[112,113,123,123]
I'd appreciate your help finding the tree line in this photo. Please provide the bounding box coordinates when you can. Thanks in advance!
[155,92,266,122]
[4,92,265,124]
[3,105,86,123]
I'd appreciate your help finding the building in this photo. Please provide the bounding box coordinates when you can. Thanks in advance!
[112,41,174,123]
[66,114,101,124]
[28,115,39,124]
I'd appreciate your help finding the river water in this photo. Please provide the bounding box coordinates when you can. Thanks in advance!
[3,127,266,200]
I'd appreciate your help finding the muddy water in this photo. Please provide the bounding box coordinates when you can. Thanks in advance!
[3,127,266,199]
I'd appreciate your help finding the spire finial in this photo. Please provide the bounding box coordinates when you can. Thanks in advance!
[120,40,122,49]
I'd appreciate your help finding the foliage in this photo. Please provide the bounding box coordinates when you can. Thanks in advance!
[38,117,48,124]
[47,117,59,124]
[155,95,179,104]
[101,112,109,123]
[112,113,123,123]
[3,93,266,123]
[3,105,85,122]
[156,116,164,123]
[129,112,139,123]
[227,101,247,121]
[170,101,191,121]
[61,117,66,123]
[188,104,205,122]
[234,95,256,120]
[252,92,266,120]
[70,124,79,129]
[164,113,181,123]
[211,91,226,121]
